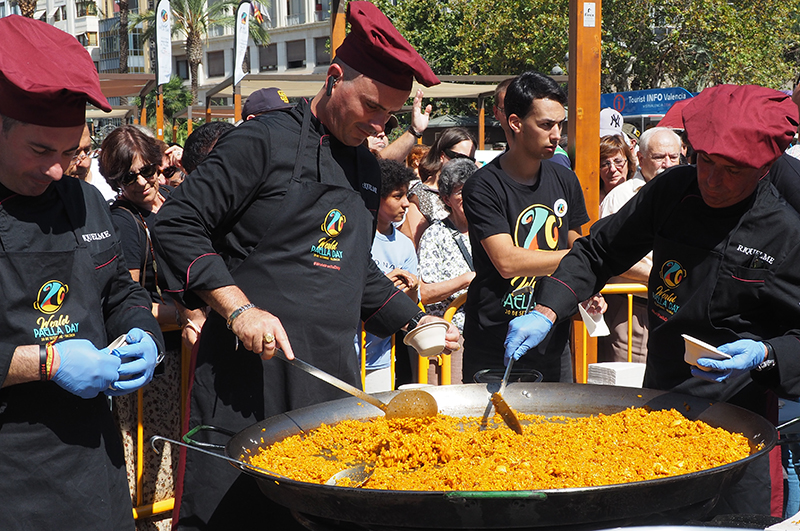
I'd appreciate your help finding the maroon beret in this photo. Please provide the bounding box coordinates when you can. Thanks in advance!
[0,15,111,127]
[335,1,439,91]
[682,84,799,169]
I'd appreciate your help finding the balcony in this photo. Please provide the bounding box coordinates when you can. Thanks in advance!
[285,13,305,26]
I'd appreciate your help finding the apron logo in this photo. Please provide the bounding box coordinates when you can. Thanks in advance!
[660,260,686,289]
[34,280,69,314]
[321,209,346,237]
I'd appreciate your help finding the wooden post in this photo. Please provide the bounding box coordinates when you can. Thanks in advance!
[477,96,485,150]
[568,0,602,375]
[234,83,242,123]
[156,85,164,140]
[330,0,346,58]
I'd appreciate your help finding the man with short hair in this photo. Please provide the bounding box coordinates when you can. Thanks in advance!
[0,15,163,529]
[461,71,590,384]
[506,84,800,514]
[180,121,235,173]
[64,124,117,200]
[152,3,459,529]
[600,127,682,218]
[495,76,570,168]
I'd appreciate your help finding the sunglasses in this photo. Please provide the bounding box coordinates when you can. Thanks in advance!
[120,163,158,186]
[444,148,476,163]
[161,166,183,180]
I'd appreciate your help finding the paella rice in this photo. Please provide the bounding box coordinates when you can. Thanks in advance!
[246,407,751,491]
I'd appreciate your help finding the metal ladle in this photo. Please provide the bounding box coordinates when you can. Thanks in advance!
[480,286,532,434]
[277,354,438,419]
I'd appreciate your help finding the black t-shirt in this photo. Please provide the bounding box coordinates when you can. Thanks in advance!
[462,156,589,380]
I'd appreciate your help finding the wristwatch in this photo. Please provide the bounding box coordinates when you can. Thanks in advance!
[755,341,776,372]
[406,311,427,332]
[407,125,423,139]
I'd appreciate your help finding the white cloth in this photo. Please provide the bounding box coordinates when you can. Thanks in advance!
[89,159,118,202]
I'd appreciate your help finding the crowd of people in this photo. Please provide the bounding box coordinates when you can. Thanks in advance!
[6,1,800,530]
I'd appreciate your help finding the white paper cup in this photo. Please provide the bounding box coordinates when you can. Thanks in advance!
[682,334,731,371]
[403,321,449,358]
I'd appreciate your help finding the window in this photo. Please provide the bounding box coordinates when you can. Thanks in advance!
[207,50,225,77]
[176,57,189,80]
[286,39,305,69]
[259,44,277,72]
[285,0,304,25]
[77,32,98,46]
[314,37,330,66]
[53,5,67,21]
[0,3,6,17]
[314,0,329,22]
[76,0,97,17]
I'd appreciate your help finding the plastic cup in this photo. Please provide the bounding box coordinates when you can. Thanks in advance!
[403,321,449,358]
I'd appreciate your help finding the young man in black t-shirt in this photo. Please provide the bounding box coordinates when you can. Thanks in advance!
[462,71,590,383]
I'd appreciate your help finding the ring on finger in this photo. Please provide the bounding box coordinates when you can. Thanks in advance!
[263,332,275,344]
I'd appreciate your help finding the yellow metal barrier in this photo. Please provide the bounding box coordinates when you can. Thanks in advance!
[132,323,185,521]
[417,292,467,386]
[573,283,648,382]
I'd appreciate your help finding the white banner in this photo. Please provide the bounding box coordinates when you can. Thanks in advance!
[234,2,250,86]
[155,0,172,85]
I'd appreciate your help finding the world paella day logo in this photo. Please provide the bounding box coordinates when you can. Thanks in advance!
[503,203,563,316]
[33,279,79,339]
[652,260,686,316]
[311,209,347,261]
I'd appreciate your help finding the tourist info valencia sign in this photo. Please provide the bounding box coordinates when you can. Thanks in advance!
[601,87,694,116]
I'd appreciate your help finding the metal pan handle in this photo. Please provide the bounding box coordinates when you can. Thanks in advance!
[182,424,237,450]
[151,435,290,480]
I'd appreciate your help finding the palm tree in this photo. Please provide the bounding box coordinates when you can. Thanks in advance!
[131,0,270,103]
[14,0,37,17]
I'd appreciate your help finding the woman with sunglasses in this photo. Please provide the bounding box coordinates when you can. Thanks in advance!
[598,134,636,203]
[403,127,477,247]
[98,124,204,514]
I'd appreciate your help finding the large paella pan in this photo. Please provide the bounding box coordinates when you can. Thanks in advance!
[222,383,776,530]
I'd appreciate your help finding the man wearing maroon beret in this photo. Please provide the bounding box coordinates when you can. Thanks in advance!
[0,15,164,530]
[504,84,800,516]
[152,3,459,529]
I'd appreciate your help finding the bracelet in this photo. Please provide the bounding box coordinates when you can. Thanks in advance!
[407,125,423,139]
[39,341,56,381]
[184,318,203,336]
[39,344,48,381]
[226,303,257,330]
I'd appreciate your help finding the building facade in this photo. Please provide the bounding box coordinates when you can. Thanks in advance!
[2,0,331,104]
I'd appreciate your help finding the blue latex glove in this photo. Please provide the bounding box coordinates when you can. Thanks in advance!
[504,310,553,365]
[691,339,767,383]
[51,339,121,399]
[105,328,160,396]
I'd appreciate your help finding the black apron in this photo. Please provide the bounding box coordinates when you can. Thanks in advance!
[176,107,376,530]
[645,202,775,515]
[0,187,132,530]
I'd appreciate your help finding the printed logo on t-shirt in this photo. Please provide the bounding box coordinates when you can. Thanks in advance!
[553,198,568,218]
[33,279,80,341]
[502,204,563,317]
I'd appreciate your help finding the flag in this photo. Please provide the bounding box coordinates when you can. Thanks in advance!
[251,0,268,24]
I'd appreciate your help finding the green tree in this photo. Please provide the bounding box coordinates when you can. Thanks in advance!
[601,0,800,92]
[131,0,271,103]
[136,75,194,143]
